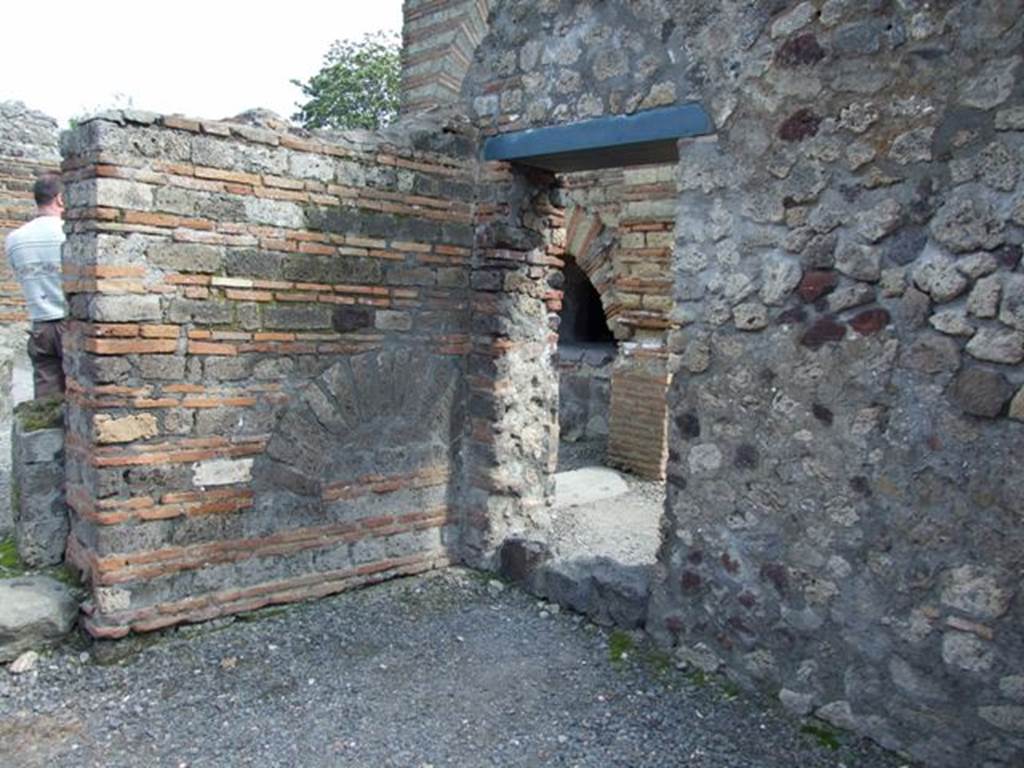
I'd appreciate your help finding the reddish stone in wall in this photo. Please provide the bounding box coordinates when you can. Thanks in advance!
[800,316,846,349]
[778,109,821,142]
[797,270,839,302]
[850,308,891,335]
[777,33,826,67]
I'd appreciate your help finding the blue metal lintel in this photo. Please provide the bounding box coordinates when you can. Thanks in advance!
[482,103,713,171]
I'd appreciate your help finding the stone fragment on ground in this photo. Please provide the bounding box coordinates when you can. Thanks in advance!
[0,577,77,662]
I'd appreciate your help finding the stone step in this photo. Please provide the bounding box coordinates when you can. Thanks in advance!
[498,538,650,629]
[0,576,77,662]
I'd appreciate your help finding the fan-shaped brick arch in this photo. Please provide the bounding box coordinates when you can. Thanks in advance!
[401,0,494,113]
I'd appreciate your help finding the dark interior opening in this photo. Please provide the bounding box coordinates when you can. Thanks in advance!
[558,258,614,346]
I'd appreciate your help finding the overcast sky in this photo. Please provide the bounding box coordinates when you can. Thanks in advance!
[1,1,403,127]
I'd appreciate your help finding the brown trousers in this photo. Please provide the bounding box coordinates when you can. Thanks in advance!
[28,320,66,398]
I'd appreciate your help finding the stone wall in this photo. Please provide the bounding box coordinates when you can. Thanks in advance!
[12,400,66,567]
[0,102,60,534]
[459,2,1024,765]
[557,345,612,447]
[58,110,477,637]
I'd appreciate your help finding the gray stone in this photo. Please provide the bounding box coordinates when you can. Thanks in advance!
[930,194,1005,253]
[761,256,803,306]
[890,657,949,703]
[879,268,905,297]
[855,199,902,243]
[999,676,1024,702]
[375,310,413,332]
[888,128,934,165]
[839,102,879,134]
[91,294,163,322]
[13,422,66,568]
[913,251,968,302]
[941,565,1012,619]
[826,284,875,312]
[733,302,769,331]
[0,577,77,662]
[997,275,1024,331]
[138,355,187,380]
[833,20,885,56]
[815,701,858,731]
[779,689,816,716]
[675,642,722,673]
[148,242,223,273]
[771,2,816,39]
[836,242,881,281]
[243,197,305,229]
[977,142,1020,192]
[978,706,1024,733]
[928,310,974,337]
[950,368,1013,418]
[995,106,1024,131]
[167,299,233,325]
[941,631,994,672]
[956,253,998,279]
[967,275,1001,319]
[959,56,1021,109]
[1010,387,1024,422]
[9,649,38,674]
[91,177,154,210]
[965,328,1024,365]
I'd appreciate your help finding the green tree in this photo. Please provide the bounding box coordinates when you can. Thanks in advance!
[292,32,401,131]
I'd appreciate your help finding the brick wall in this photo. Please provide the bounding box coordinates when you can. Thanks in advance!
[0,102,60,324]
[0,101,60,534]
[401,0,493,113]
[59,111,477,637]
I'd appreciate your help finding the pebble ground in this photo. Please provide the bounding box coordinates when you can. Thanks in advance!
[0,569,909,768]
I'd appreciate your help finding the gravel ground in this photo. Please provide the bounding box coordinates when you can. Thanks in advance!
[0,569,908,768]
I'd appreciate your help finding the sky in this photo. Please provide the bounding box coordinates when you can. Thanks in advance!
[1,1,403,127]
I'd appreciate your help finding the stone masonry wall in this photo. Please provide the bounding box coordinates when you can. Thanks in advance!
[460,1,1024,765]
[59,111,477,637]
[0,102,60,534]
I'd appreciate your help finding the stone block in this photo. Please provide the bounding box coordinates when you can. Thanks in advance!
[375,310,413,332]
[94,413,158,444]
[12,418,66,568]
[0,577,77,661]
[193,457,254,487]
[148,242,223,273]
[91,294,163,322]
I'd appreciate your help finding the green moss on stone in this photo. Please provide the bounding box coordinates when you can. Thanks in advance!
[0,536,26,577]
[801,723,840,751]
[15,396,64,432]
[608,630,634,663]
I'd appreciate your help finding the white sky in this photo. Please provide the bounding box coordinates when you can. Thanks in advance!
[1,1,403,127]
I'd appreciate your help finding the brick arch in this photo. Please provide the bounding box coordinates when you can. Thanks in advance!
[559,203,669,481]
[260,347,460,502]
[562,204,624,340]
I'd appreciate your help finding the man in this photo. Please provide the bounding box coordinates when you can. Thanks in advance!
[4,173,67,397]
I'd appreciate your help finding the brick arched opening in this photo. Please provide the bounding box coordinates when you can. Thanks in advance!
[559,202,671,481]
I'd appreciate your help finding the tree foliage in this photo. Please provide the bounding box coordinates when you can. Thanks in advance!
[292,32,401,131]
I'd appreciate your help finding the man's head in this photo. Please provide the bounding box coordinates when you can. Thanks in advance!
[33,173,64,216]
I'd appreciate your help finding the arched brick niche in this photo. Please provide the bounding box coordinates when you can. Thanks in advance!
[260,347,461,506]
